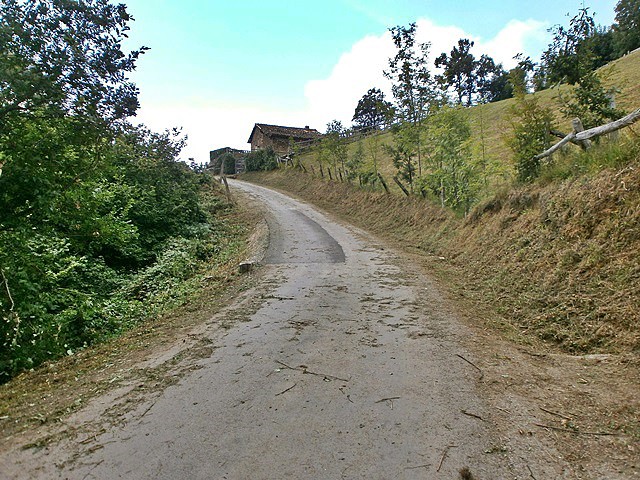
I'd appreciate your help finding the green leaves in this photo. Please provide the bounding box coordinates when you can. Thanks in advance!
[0,0,147,126]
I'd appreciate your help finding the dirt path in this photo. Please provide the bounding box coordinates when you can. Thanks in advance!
[2,181,569,479]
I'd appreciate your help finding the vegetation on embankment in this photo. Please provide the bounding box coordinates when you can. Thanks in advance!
[0,2,256,384]
[299,49,640,199]
[244,136,640,354]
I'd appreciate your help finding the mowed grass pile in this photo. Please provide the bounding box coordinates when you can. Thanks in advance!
[244,137,640,353]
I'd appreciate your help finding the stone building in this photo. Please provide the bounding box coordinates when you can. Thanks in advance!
[247,123,322,154]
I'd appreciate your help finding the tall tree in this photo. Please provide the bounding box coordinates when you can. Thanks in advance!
[537,7,599,87]
[613,0,640,55]
[475,55,512,103]
[0,0,147,128]
[352,88,393,131]
[384,23,437,176]
[321,120,348,179]
[435,39,477,106]
[421,106,477,212]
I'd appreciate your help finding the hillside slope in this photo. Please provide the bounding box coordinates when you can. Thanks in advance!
[300,49,640,197]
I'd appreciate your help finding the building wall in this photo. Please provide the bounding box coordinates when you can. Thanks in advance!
[250,129,270,151]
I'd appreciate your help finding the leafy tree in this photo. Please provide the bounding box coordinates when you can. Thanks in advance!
[352,88,393,131]
[385,23,438,177]
[507,91,554,182]
[511,54,537,93]
[321,120,348,179]
[245,147,277,171]
[537,8,603,87]
[0,0,147,127]
[346,139,365,182]
[385,125,418,192]
[559,71,625,129]
[0,0,226,382]
[613,0,640,55]
[420,106,477,212]
[385,23,436,125]
[475,55,512,103]
[435,39,477,106]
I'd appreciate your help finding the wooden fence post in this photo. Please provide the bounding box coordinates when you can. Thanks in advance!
[377,172,390,194]
[572,118,592,150]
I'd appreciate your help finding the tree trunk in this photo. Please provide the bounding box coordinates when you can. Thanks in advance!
[393,176,410,196]
[377,172,390,194]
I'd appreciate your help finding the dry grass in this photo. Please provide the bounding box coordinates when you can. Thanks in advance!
[244,150,640,354]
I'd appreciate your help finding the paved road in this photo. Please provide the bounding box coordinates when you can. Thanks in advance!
[7,181,514,479]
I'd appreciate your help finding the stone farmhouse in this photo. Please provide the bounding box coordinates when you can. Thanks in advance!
[247,123,322,155]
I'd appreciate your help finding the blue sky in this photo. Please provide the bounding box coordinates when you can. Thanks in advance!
[121,0,619,162]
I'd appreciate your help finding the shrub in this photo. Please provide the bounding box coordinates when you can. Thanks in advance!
[245,147,277,171]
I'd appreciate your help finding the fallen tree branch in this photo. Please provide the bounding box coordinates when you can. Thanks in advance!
[533,423,620,436]
[437,444,458,472]
[533,131,576,161]
[375,396,401,404]
[275,360,350,382]
[539,407,572,421]
[275,383,297,396]
[577,108,640,141]
[534,108,640,162]
[461,409,484,421]
[456,354,484,380]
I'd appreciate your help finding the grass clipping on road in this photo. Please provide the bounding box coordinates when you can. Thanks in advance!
[244,154,640,355]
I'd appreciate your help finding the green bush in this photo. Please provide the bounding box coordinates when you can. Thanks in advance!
[245,147,278,171]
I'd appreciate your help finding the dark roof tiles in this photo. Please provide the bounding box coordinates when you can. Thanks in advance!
[248,123,322,143]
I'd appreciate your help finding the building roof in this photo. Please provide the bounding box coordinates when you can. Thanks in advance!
[247,123,322,144]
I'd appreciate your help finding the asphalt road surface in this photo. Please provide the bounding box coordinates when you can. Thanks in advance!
[5,180,515,479]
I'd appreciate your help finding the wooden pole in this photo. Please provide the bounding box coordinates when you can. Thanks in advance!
[571,118,592,150]
[377,172,390,194]
[393,176,410,196]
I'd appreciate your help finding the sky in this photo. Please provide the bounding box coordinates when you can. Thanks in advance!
[120,0,619,163]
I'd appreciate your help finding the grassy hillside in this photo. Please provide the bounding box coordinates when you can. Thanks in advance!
[300,49,640,198]
[246,138,640,354]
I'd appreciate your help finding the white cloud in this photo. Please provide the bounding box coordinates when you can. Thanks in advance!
[304,33,395,132]
[480,19,548,68]
[133,102,312,163]
[302,16,549,130]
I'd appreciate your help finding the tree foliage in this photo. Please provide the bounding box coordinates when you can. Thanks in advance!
[245,147,277,171]
[613,0,640,55]
[321,120,348,178]
[420,106,477,211]
[385,23,436,125]
[0,0,147,126]
[435,40,511,105]
[535,8,615,88]
[435,39,477,106]
[352,87,393,131]
[0,0,228,383]
[559,71,626,130]
[385,23,439,179]
[508,92,554,182]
